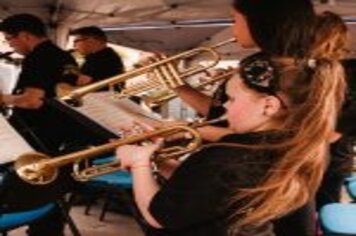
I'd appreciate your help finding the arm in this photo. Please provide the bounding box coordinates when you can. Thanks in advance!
[131,163,162,228]
[117,143,163,228]
[173,85,213,116]
[1,87,44,109]
[173,68,232,117]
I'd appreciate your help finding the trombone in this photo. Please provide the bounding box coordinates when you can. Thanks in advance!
[60,38,237,106]
[14,117,225,185]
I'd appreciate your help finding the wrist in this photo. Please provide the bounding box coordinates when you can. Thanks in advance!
[0,93,6,106]
[172,84,189,92]
[1,94,13,106]
[131,163,152,170]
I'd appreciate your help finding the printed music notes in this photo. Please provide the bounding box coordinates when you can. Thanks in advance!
[58,92,162,136]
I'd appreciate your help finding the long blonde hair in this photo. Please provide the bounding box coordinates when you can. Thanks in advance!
[228,56,346,232]
[310,11,348,60]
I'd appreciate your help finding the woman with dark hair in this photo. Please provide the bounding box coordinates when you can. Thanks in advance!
[232,0,315,57]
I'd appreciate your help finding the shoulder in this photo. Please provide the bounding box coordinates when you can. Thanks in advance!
[198,144,248,158]
[36,41,62,54]
[97,47,117,57]
[171,143,273,194]
[184,143,267,173]
[184,136,278,173]
[89,48,122,63]
[33,42,73,61]
[103,48,122,61]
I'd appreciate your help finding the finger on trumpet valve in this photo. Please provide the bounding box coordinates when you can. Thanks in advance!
[116,120,155,139]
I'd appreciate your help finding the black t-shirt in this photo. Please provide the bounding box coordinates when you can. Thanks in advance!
[149,131,282,236]
[14,40,77,98]
[9,40,78,152]
[81,47,124,83]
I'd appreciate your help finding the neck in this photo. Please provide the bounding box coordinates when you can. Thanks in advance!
[252,119,283,133]
[28,37,48,51]
[90,43,107,54]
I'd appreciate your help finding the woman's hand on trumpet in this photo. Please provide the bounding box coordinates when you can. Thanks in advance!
[115,120,161,171]
[115,120,183,176]
[116,139,163,171]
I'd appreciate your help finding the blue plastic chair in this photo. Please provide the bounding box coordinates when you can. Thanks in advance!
[0,203,55,234]
[92,171,133,220]
[81,156,152,234]
[82,156,133,221]
[90,156,132,189]
[345,176,356,200]
[0,200,81,236]
[320,203,356,235]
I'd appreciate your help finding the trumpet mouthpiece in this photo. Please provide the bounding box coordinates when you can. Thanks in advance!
[61,96,83,107]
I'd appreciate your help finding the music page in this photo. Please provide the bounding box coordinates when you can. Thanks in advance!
[60,92,163,135]
[0,114,34,164]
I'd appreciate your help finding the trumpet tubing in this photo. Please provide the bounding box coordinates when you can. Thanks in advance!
[143,67,237,107]
[115,76,162,99]
[60,38,237,106]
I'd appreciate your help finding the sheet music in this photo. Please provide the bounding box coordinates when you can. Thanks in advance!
[58,92,163,136]
[0,114,34,164]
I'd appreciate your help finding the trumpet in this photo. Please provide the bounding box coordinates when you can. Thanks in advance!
[142,67,237,108]
[60,38,237,106]
[14,117,226,185]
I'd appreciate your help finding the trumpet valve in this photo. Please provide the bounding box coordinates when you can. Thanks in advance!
[61,95,83,107]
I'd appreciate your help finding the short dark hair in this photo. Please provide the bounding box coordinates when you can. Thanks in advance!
[70,26,107,41]
[0,14,47,37]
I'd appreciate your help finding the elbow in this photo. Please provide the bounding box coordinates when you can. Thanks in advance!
[141,209,163,229]
[146,217,163,229]
[29,100,44,109]
[21,99,44,109]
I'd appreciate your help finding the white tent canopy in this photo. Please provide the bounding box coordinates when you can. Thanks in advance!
[0,0,356,54]
[1,0,356,119]
[0,0,232,51]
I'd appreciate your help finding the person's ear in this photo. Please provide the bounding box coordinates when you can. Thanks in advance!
[263,96,281,116]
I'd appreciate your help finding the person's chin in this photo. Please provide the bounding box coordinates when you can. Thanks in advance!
[240,42,257,49]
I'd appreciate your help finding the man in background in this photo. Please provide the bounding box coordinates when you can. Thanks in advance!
[70,26,124,87]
